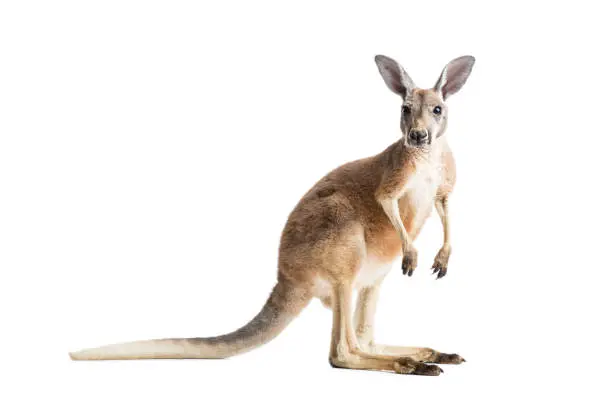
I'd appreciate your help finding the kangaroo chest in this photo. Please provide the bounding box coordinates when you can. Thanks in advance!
[399,157,442,235]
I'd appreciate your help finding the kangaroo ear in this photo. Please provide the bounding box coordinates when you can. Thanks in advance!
[434,56,475,100]
[374,55,415,98]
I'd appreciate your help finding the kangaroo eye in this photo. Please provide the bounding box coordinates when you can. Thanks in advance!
[433,106,442,115]
[402,105,411,115]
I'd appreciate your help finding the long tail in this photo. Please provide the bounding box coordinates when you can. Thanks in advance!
[69,281,311,361]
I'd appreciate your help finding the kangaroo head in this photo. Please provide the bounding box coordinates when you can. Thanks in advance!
[374,55,475,148]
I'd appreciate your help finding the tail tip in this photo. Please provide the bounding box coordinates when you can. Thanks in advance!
[69,351,83,361]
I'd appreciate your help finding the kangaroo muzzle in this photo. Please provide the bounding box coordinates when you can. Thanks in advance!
[408,128,430,146]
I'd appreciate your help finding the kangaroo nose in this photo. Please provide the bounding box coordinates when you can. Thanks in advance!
[409,129,428,144]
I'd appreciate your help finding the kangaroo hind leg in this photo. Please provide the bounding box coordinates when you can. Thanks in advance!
[353,281,465,364]
[329,282,442,375]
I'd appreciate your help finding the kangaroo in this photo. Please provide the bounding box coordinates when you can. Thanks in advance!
[70,54,475,375]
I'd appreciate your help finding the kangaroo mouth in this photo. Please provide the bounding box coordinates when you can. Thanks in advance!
[404,134,432,147]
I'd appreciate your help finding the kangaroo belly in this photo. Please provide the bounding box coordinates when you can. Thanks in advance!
[312,255,393,303]
[354,256,393,289]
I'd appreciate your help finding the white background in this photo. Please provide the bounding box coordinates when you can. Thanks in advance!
[1,1,611,406]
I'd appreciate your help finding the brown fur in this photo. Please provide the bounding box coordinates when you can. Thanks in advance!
[70,55,474,375]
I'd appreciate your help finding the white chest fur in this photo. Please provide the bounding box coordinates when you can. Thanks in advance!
[401,151,443,228]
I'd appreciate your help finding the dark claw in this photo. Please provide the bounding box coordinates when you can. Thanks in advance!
[436,268,447,279]
[434,353,465,364]
[412,363,444,376]
[402,256,413,276]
